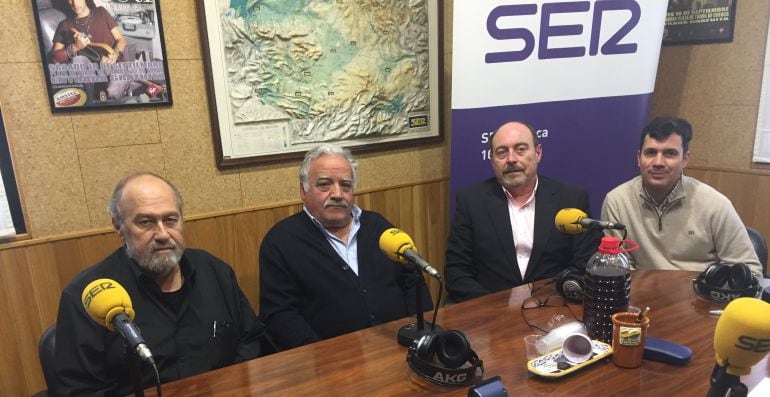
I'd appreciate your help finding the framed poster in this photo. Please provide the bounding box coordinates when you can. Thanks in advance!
[32,0,172,112]
[662,0,737,45]
[197,0,443,168]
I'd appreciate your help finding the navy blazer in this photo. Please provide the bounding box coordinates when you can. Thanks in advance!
[445,176,601,302]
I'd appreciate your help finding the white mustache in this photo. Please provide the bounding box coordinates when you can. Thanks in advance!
[324,198,349,208]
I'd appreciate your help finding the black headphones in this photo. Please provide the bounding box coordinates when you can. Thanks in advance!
[406,330,484,387]
[554,267,584,302]
[692,262,760,303]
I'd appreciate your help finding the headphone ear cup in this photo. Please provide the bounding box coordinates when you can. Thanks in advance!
[436,330,472,369]
[555,267,584,302]
[728,263,753,289]
[704,262,730,287]
[415,334,437,362]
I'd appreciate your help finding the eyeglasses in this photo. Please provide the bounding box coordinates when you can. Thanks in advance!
[520,285,579,334]
[527,279,556,296]
[521,294,566,310]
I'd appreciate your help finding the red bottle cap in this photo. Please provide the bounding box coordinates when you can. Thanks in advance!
[597,236,623,254]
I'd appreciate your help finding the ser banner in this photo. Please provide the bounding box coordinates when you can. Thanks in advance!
[451,0,668,215]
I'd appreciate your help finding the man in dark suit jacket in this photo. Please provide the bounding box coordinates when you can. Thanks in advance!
[445,121,601,302]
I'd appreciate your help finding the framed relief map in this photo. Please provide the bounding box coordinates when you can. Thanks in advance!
[197,0,443,168]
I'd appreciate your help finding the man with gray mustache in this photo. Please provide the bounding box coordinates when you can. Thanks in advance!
[54,172,266,395]
[445,121,601,302]
[259,144,433,350]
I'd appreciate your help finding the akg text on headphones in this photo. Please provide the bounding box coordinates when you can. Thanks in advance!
[406,330,484,387]
[554,267,584,302]
[692,262,760,303]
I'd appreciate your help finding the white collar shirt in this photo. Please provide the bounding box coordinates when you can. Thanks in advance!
[303,205,362,275]
[503,177,538,278]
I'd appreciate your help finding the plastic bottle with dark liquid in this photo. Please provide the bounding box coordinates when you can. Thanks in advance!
[583,236,632,343]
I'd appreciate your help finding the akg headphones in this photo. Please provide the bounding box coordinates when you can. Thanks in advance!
[406,330,484,387]
[554,267,584,302]
[692,262,760,303]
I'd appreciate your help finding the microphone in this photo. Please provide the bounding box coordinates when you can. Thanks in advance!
[708,297,770,397]
[378,228,444,347]
[555,208,626,234]
[81,279,155,365]
[379,228,441,280]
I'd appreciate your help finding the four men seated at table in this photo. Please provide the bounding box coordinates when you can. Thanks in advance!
[53,117,762,391]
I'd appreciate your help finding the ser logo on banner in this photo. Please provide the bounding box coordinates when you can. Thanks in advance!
[486,0,641,63]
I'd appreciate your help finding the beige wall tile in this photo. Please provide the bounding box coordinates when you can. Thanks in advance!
[240,164,300,207]
[0,64,90,237]
[157,60,209,133]
[651,46,690,116]
[5,0,44,64]
[161,0,203,60]
[413,145,449,180]
[680,45,720,115]
[713,1,768,107]
[702,104,759,170]
[72,109,162,148]
[357,149,416,190]
[78,144,166,228]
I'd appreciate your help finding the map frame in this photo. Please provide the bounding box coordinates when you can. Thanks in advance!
[197,0,444,169]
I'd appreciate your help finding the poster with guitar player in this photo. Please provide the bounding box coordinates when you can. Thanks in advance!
[32,0,172,112]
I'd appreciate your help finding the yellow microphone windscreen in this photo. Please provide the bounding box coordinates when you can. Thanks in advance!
[555,208,587,234]
[81,278,135,332]
[379,228,415,264]
[714,297,770,375]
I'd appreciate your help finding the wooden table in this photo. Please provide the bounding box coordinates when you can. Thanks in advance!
[146,270,770,396]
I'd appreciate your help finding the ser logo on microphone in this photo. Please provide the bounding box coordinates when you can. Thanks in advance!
[82,281,117,309]
[735,336,770,353]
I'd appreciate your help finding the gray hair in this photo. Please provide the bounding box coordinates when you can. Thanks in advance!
[299,144,358,192]
[107,172,184,226]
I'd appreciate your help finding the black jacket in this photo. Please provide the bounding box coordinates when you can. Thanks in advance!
[445,176,601,302]
[259,209,432,350]
[54,248,264,396]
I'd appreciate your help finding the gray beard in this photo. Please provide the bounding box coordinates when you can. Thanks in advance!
[125,239,184,277]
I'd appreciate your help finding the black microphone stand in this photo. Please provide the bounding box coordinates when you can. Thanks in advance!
[706,363,747,397]
[397,268,444,347]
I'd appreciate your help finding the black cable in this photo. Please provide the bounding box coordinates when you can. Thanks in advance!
[430,276,443,332]
[151,362,162,397]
